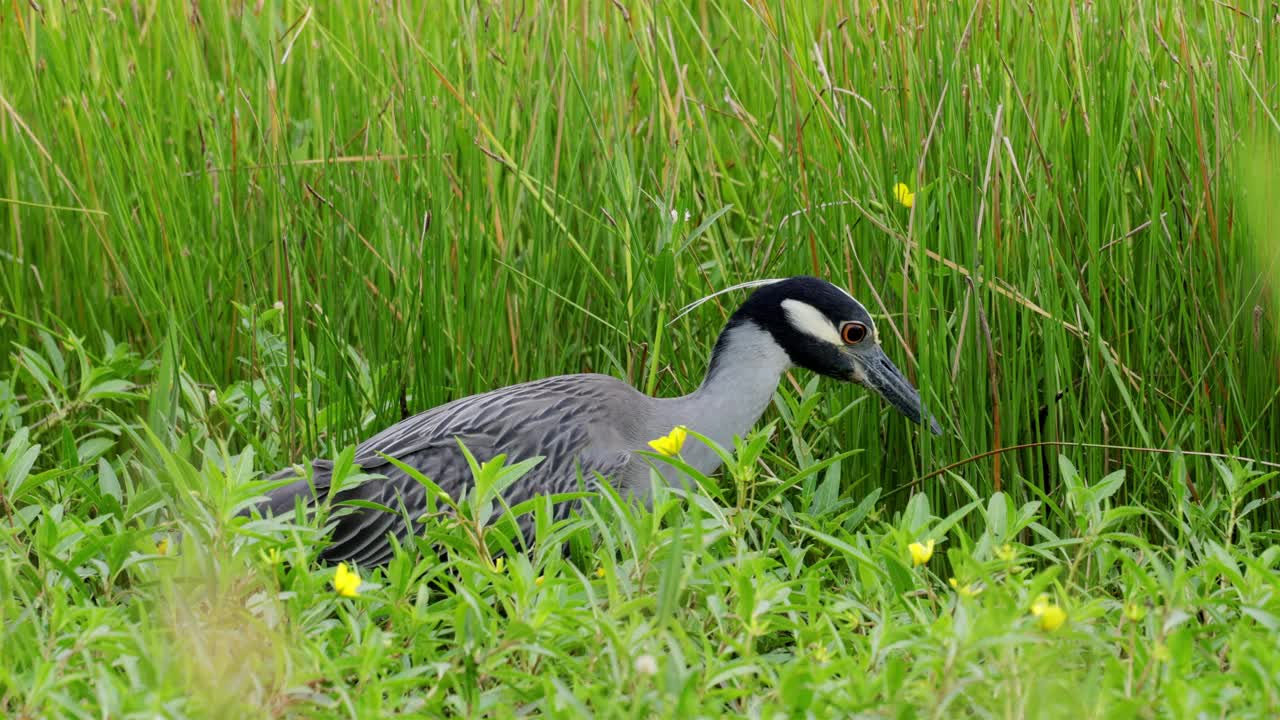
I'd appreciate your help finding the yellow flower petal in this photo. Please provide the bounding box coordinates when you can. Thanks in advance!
[647,425,688,456]
[156,538,168,556]
[893,182,915,208]
[333,562,362,598]
[949,577,979,598]
[1037,604,1067,631]
[1030,593,1051,616]
[908,539,935,567]
[1124,602,1146,622]
[1030,594,1065,630]
[595,567,606,578]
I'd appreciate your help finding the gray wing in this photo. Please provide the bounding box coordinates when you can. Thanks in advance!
[250,374,648,567]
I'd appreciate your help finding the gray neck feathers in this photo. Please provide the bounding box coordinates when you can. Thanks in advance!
[654,321,792,477]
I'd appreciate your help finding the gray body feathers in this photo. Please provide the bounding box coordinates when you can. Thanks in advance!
[257,374,660,567]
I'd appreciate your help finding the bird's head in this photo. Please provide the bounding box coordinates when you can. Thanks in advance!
[720,276,942,435]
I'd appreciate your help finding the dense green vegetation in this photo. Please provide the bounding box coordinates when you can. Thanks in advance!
[2,1,1279,717]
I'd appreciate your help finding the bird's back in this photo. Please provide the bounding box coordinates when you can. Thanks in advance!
[251,373,655,566]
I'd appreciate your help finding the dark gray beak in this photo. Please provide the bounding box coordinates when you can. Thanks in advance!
[853,346,943,435]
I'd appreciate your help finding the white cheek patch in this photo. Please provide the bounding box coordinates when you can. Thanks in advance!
[781,299,842,345]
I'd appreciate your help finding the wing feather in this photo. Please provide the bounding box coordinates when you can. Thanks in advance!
[248,374,648,566]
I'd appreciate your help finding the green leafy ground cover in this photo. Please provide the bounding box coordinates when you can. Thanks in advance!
[2,2,1279,717]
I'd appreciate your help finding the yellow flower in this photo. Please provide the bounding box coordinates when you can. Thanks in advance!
[949,577,980,598]
[333,562,362,598]
[595,567,606,578]
[995,543,1017,562]
[156,538,168,556]
[1037,605,1066,631]
[908,539,935,567]
[893,182,915,208]
[535,575,545,587]
[260,547,282,565]
[647,425,688,456]
[493,556,506,573]
[1030,594,1066,631]
[1124,602,1146,622]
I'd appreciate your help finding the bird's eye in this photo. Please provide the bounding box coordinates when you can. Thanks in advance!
[841,321,868,345]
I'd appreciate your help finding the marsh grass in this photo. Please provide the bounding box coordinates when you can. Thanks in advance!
[2,1,1280,717]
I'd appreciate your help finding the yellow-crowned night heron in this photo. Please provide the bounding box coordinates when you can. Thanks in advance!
[246,276,940,566]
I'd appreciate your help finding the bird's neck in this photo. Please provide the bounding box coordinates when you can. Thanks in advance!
[661,321,792,476]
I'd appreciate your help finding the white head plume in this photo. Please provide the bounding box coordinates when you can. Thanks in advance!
[668,278,786,325]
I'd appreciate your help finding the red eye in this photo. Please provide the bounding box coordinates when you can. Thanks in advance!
[841,322,867,344]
